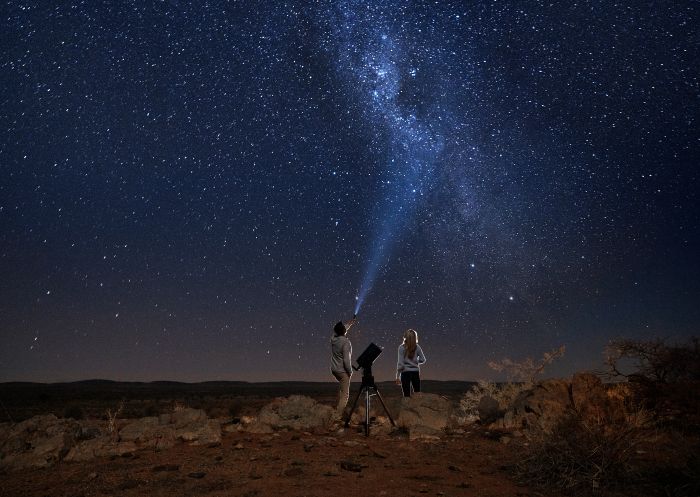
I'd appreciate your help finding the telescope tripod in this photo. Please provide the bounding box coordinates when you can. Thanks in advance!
[344,366,396,436]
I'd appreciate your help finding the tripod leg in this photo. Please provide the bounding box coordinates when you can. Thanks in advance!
[365,389,370,436]
[374,388,396,426]
[344,386,364,428]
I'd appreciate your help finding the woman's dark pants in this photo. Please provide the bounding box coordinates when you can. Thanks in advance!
[400,371,421,397]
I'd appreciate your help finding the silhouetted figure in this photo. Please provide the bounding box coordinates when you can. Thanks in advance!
[330,317,356,417]
[395,329,427,397]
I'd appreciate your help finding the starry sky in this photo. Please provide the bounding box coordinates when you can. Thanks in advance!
[1,1,698,383]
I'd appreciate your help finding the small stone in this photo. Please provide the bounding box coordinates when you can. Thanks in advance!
[152,464,180,472]
[284,467,303,477]
[340,460,363,472]
[457,482,471,488]
[448,464,462,472]
[323,471,339,477]
[303,443,314,452]
[117,479,139,490]
[86,472,98,481]
[215,455,223,461]
[234,443,244,450]
[188,472,206,479]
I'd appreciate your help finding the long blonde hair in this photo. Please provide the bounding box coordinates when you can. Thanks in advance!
[403,329,418,359]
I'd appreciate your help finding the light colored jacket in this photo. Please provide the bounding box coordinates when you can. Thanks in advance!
[330,333,353,375]
[396,344,426,378]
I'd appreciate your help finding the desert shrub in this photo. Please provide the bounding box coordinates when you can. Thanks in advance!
[459,346,566,424]
[458,380,528,423]
[63,404,85,420]
[605,337,700,384]
[131,403,160,418]
[489,345,566,384]
[106,401,124,439]
[605,337,700,423]
[228,398,244,418]
[517,409,653,495]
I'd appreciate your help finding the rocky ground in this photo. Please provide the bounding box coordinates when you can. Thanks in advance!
[0,392,548,497]
[0,425,536,497]
[3,375,696,497]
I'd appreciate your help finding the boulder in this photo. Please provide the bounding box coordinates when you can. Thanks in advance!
[0,415,81,470]
[500,379,571,431]
[397,393,452,437]
[64,438,138,462]
[175,419,221,445]
[171,408,207,428]
[247,396,334,432]
[119,417,160,441]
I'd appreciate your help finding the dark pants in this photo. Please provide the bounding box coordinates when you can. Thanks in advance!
[400,370,421,397]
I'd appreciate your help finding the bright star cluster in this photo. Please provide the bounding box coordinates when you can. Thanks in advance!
[0,1,698,382]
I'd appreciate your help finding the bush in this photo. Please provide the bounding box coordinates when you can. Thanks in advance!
[228,398,244,419]
[459,380,527,423]
[459,346,566,424]
[605,337,700,422]
[63,405,85,420]
[516,409,653,495]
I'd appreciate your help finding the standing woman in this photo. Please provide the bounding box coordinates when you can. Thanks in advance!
[395,329,427,397]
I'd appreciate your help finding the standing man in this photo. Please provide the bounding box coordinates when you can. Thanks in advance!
[330,316,357,418]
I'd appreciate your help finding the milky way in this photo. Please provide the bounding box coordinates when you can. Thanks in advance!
[321,2,447,314]
[1,1,698,382]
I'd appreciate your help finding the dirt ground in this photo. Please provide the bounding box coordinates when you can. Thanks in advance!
[0,425,547,497]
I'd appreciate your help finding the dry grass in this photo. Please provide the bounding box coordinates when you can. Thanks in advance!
[516,409,653,495]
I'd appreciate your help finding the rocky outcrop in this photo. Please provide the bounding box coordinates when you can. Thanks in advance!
[477,395,501,424]
[494,373,616,432]
[397,393,452,440]
[245,395,335,433]
[0,415,80,470]
[64,439,138,462]
[0,408,221,471]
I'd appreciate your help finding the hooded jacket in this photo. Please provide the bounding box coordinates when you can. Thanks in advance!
[330,333,353,375]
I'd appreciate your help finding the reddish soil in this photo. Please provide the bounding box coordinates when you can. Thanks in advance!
[0,426,548,497]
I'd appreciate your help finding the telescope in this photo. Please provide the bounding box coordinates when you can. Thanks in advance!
[353,342,382,373]
[344,342,396,436]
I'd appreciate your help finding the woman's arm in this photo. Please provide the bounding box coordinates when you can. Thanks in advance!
[417,345,427,365]
[396,345,404,379]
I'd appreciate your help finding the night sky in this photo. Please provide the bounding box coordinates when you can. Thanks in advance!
[1,1,698,383]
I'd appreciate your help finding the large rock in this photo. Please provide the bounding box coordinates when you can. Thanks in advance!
[0,407,223,471]
[477,395,501,424]
[119,416,177,449]
[175,420,221,445]
[397,393,452,438]
[247,396,334,432]
[171,408,207,428]
[119,416,160,441]
[64,438,138,462]
[501,379,571,431]
[0,415,81,470]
